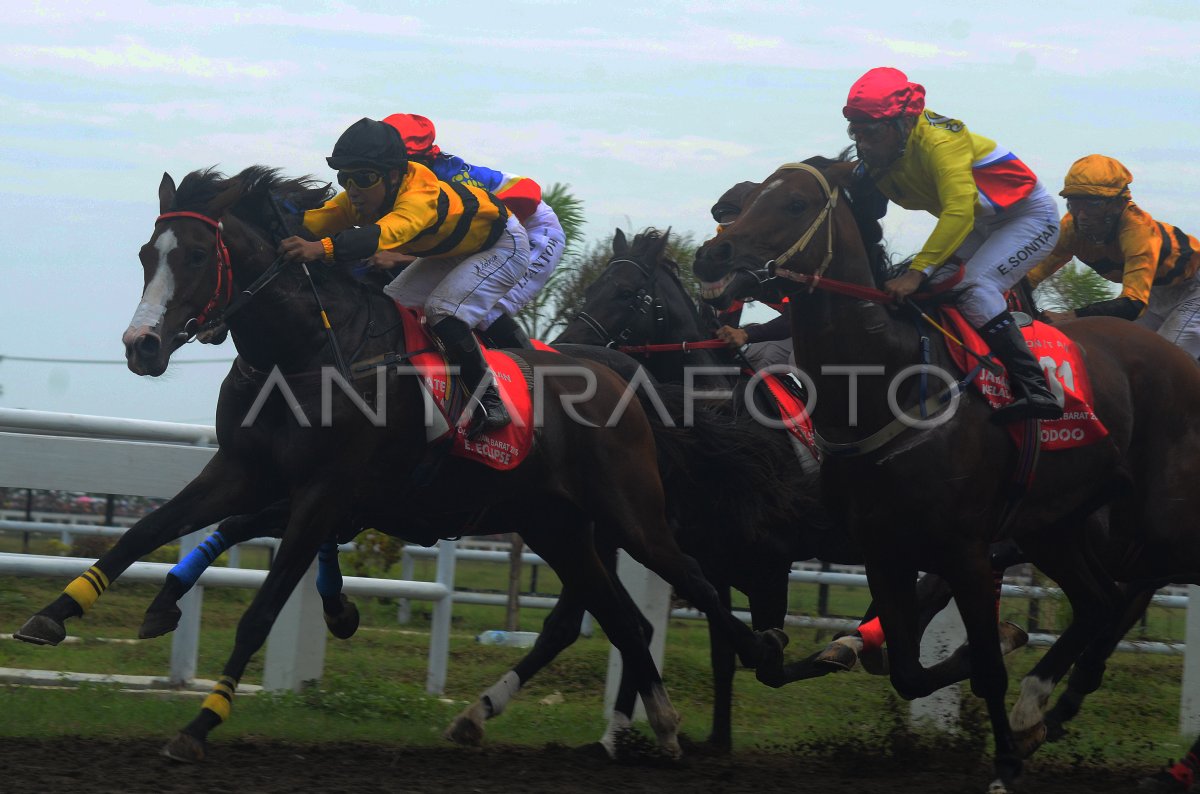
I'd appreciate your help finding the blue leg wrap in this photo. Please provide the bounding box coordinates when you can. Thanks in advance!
[316,542,343,600]
[168,530,231,589]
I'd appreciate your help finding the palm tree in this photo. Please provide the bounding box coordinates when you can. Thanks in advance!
[516,184,585,339]
[1033,261,1119,312]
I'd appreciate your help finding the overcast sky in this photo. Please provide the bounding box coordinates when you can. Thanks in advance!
[2,0,1198,424]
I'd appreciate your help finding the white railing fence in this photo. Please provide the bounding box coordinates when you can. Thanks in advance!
[2,407,1198,734]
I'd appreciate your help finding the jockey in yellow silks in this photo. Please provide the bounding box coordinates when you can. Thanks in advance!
[279,117,531,436]
[1026,154,1200,360]
[845,66,1063,422]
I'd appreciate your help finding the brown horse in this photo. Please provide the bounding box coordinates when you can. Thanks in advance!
[15,166,774,761]
[694,156,1200,793]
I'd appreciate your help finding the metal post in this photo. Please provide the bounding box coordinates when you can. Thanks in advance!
[226,544,241,569]
[169,531,203,686]
[426,539,457,695]
[263,560,327,691]
[397,546,415,624]
[604,550,671,719]
[1182,585,1200,735]
[817,560,831,617]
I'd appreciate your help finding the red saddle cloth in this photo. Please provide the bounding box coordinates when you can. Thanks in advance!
[940,308,1108,451]
[395,304,535,470]
[758,373,818,457]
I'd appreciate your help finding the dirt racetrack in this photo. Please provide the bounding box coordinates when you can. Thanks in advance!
[0,736,1153,793]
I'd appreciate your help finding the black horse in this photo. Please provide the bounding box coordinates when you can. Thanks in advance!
[15,166,780,762]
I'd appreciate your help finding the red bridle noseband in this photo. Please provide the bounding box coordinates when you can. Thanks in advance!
[154,210,233,336]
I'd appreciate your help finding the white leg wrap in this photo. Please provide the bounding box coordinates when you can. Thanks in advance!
[599,710,632,758]
[1010,675,1054,731]
[481,670,522,717]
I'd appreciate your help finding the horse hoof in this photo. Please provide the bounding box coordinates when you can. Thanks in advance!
[323,596,360,640]
[14,615,66,646]
[1013,720,1047,758]
[815,635,862,672]
[762,628,789,650]
[987,778,1013,794]
[161,732,206,763]
[139,607,182,639]
[443,701,487,746]
[999,621,1029,656]
[1043,719,1067,743]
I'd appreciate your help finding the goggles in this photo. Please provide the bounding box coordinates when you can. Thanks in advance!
[846,121,892,143]
[336,169,384,190]
[1065,197,1114,214]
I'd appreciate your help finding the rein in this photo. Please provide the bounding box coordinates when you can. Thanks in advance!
[574,257,665,348]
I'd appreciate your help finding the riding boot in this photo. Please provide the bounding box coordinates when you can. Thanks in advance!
[482,313,534,350]
[980,311,1064,423]
[429,316,511,438]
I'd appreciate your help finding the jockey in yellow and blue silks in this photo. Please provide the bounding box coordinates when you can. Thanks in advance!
[1026,154,1200,360]
[278,117,530,435]
[383,113,566,350]
[845,67,1063,422]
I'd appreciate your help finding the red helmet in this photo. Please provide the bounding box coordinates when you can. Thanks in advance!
[843,67,926,122]
[382,113,441,158]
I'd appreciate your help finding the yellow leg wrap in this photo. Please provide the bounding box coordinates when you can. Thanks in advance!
[63,566,110,613]
[201,676,237,723]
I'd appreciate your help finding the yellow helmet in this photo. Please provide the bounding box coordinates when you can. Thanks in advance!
[1060,154,1132,199]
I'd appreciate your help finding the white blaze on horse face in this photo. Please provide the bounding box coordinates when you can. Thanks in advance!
[745,178,783,216]
[125,229,178,338]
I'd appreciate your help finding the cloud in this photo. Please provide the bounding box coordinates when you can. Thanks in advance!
[4,37,285,80]
[862,32,970,60]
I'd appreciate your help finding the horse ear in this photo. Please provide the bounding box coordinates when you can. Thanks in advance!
[824,161,859,191]
[158,173,176,213]
[612,228,629,256]
[652,227,673,260]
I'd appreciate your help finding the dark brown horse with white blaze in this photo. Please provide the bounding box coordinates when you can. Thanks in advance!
[694,157,1200,793]
[15,166,776,761]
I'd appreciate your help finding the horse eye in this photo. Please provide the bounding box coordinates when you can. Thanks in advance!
[187,248,209,267]
[616,288,636,299]
[790,199,808,214]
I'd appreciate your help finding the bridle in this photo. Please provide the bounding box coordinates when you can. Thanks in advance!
[763,162,840,289]
[574,257,667,348]
[155,209,294,344]
[155,211,233,338]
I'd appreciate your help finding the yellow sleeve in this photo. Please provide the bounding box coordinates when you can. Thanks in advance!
[302,193,357,239]
[911,134,978,272]
[374,164,443,251]
[1116,214,1160,305]
[1025,214,1076,288]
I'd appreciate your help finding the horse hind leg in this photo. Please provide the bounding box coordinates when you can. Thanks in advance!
[445,586,588,746]
[523,525,681,760]
[1042,587,1155,742]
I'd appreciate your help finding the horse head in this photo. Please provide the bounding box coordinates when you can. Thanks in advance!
[123,167,331,376]
[694,156,882,309]
[556,228,705,348]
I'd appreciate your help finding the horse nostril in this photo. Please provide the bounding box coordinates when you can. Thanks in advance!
[135,333,161,360]
[712,241,735,265]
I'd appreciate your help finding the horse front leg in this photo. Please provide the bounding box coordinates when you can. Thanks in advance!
[140,499,291,639]
[15,452,268,646]
[706,584,736,752]
[162,483,343,762]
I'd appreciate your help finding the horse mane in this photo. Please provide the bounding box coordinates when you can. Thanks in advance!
[800,150,906,286]
[172,166,334,242]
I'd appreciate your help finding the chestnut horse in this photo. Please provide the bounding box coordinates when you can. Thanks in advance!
[15,166,774,761]
[694,156,1200,793]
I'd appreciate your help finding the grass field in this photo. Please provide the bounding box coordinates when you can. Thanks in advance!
[0,540,1192,769]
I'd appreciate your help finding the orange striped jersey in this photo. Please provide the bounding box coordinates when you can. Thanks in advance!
[1026,203,1199,307]
[303,161,509,262]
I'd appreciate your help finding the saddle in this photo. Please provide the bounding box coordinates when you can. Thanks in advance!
[939,308,1108,451]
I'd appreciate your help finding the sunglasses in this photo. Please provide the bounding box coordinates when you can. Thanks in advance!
[336,169,383,190]
[1065,197,1113,214]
